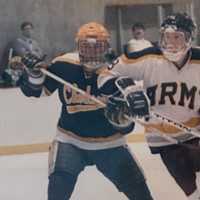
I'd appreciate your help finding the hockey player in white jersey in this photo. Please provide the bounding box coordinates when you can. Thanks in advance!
[98,13,200,199]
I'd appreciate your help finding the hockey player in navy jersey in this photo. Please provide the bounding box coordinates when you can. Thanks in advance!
[16,22,153,200]
[98,13,200,199]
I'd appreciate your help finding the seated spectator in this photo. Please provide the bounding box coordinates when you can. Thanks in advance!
[1,21,44,87]
[11,21,44,58]
[126,22,153,53]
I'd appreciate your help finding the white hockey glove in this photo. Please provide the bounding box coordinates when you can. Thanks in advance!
[115,77,150,119]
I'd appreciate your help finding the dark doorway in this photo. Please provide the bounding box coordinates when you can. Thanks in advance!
[105,4,173,55]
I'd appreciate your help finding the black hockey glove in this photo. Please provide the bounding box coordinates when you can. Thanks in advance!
[104,92,134,133]
[20,53,48,80]
[115,77,150,119]
[18,53,47,89]
[21,53,46,71]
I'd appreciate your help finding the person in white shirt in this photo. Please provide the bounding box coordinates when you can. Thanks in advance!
[12,21,44,58]
[127,22,153,53]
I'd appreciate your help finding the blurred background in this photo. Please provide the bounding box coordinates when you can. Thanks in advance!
[0,0,199,64]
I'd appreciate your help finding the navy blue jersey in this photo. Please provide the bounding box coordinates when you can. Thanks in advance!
[19,53,131,138]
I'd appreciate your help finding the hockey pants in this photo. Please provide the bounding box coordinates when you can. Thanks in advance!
[48,141,153,200]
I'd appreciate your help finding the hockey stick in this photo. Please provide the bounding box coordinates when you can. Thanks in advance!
[40,68,105,107]
[150,112,200,144]
[8,48,13,69]
[151,112,200,138]
[40,68,200,141]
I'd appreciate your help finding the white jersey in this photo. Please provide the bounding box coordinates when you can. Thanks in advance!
[98,47,200,149]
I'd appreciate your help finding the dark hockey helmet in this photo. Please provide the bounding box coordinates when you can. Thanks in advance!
[160,13,196,62]
[161,13,196,36]
[76,22,110,72]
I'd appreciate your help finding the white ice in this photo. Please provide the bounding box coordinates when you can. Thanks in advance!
[0,143,187,200]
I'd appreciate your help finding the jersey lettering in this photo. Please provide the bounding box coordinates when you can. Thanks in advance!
[147,85,157,106]
[159,82,177,105]
[178,82,197,109]
[147,82,198,110]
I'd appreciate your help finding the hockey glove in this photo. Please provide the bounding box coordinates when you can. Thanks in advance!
[115,77,150,119]
[20,53,47,78]
[19,53,47,87]
[21,53,47,71]
[104,92,135,133]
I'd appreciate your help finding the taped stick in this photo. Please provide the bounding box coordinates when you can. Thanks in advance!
[151,112,200,139]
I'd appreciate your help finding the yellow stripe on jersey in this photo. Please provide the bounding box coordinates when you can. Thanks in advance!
[63,85,107,113]
[120,54,165,64]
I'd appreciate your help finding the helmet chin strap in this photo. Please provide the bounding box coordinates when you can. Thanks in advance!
[163,46,191,69]
[163,47,187,61]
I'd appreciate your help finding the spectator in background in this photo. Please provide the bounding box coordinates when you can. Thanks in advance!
[1,21,44,86]
[126,22,153,53]
[11,21,44,58]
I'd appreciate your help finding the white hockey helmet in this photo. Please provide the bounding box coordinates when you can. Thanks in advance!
[76,22,110,72]
[160,13,196,62]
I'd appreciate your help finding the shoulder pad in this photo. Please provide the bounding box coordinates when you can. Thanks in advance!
[124,45,162,59]
[52,52,80,65]
[120,48,164,65]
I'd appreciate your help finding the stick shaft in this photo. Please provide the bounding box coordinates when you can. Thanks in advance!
[40,68,105,107]
[40,68,200,140]
[151,112,200,138]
